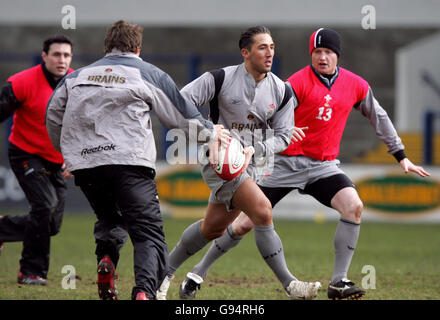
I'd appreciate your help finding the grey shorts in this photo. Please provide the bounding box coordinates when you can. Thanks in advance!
[201,163,257,212]
[258,154,345,189]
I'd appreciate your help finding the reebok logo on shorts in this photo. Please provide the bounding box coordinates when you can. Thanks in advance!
[81,143,116,156]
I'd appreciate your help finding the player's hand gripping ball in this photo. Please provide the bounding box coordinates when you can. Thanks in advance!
[212,137,246,181]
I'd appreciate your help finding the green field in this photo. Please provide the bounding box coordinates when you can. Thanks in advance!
[0,213,439,300]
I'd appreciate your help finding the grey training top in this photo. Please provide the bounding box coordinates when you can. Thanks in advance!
[46,51,213,171]
[181,63,295,158]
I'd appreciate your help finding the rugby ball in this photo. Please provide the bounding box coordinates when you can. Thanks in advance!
[213,137,246,181]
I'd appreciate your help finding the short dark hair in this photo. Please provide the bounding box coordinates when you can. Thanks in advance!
[104,20,143,54]
[239,26,271,50]
[43,35,73,54]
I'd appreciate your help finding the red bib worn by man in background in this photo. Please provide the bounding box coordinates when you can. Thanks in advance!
[0,35,73,285]
[8,63,70,163]
[283,66,369,161]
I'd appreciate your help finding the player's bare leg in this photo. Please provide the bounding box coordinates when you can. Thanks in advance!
[161,179,320,300]
[327,187,365,299]
[191,211,250,279]
[186,180,320,299]
[231,211,255,236]
[200,204,241,239]
[230,178,272,226]
[173,203,241,299]
[331,187,363,223]
[228,179,320,299]
[177,181,275,300]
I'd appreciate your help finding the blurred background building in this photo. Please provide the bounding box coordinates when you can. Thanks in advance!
[1,0,439,221]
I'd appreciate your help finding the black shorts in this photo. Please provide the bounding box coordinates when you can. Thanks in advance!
[258,173,355,208]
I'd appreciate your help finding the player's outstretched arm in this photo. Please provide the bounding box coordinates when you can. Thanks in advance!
[399,158,430,177]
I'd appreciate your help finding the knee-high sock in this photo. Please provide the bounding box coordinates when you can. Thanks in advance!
[167,220,210,276]
[254,224,296,289]
[331,218,361,283]
[192,225,242,278]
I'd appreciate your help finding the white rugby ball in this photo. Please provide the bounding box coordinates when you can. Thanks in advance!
[213,137,246,181]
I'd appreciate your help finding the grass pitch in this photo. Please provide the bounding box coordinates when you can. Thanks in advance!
[0,213,439,300]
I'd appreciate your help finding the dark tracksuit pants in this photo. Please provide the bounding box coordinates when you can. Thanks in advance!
[73,165,168,300]
[0,143,66,278]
